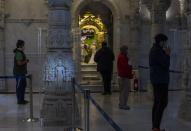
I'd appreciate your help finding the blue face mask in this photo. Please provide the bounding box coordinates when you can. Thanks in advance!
[163,43,168,49]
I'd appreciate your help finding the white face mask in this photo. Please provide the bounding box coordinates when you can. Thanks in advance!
[18,47,24,51]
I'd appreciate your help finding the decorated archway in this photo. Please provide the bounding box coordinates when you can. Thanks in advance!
[71,0,121,82]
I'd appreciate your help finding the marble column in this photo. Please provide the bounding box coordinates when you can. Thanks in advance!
[41,0,78,126]
[0,0,5,91]
[179,0,191,121]
[151,0,171,43]
[142,0,171,43]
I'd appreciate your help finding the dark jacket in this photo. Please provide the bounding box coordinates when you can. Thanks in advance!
[13,49,27,75]
[149,43,170,84]
[94,47,115,72]
[117,53,133,79]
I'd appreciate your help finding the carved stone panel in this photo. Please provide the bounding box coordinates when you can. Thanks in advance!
[48,29,72,48]
[152,9,166,24]
[43,51,75,89]
[49,10,71,26]
[41,91,73,126]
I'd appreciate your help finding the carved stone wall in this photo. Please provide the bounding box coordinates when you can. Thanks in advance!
[4,0,48,91]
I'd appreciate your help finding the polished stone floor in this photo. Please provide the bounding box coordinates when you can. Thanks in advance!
[0,91,190,131]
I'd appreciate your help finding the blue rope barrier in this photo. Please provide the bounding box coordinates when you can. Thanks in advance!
[138,65,184,74]
[74,82,123,130]
[0,76,30,79]
[75,82,84,92]
[88,94,123,131]
[169,70,184,74]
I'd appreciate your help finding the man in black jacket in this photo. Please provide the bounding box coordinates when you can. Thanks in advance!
[94,42,115,95]
[149,34,170,131]
[13,40,29,105]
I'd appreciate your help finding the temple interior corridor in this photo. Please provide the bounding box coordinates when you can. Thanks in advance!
[1,0,191,130]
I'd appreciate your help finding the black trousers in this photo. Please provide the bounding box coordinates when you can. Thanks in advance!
[152,83,168,129]
[16,78,27,104]
[100,71,112,93]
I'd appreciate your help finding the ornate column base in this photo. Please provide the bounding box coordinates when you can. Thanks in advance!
[41,88,80,126]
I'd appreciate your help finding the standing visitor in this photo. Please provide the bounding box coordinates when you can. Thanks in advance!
[13,40,29,105]
[149,34,170,131]
[94,42,115,95]
[117,45,133,110]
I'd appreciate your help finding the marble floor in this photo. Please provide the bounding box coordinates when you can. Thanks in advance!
[0,91,190,131]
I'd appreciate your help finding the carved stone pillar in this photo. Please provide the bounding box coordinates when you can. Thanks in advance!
[179,0,191,121]
[0,0,5,90]
[151,0,171,43]
[142,0,171,42]
[41,0,78,126]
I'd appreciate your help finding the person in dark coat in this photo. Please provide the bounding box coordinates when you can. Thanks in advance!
[94,42,115,95]
[13,40,29,105]
[149,34,170,131]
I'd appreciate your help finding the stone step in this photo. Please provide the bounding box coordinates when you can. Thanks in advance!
[82,75,101,80]
[81,69,97,72]
[81,63,97,67]
[81,63,97,70]
[81,70,99,75]
[80,84,119,92]
[80,80,102,85]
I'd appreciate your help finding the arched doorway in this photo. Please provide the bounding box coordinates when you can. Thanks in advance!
[72,0,121,85]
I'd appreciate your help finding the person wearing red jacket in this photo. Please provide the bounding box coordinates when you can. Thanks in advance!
[117,45,133,110]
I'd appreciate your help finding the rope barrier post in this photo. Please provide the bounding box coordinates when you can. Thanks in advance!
[72,78,76,130]
[84,89,90,131]
[24,74,39,122]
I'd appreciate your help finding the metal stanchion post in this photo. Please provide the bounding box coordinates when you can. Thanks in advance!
[68,79,83,131]
[84,89,90,131]
[72,78,76,130]
[24,74,39,122]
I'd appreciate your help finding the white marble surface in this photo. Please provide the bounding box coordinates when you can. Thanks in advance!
[0,91,190,131]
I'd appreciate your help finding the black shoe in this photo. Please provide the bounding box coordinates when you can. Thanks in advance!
[119,105,130,110]
[18,100,29,105]
[102,92,107,95]
[23,100,29,104]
